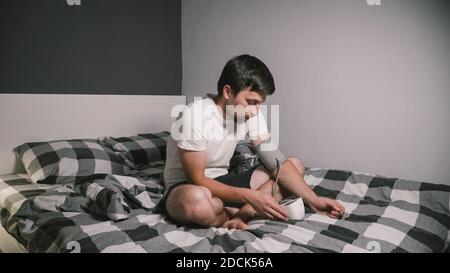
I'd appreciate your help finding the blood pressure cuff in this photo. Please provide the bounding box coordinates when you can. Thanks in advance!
[254,139,288,172]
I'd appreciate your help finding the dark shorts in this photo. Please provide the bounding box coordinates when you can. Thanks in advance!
[159,166,258,212]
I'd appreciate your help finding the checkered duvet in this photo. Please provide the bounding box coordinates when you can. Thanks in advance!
[1,166,449,253]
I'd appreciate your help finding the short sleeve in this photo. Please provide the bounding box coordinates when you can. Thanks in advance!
[175,106,207,151]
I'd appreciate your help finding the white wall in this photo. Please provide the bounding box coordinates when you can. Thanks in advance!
[182,0,450,184]
[0,94,186,174]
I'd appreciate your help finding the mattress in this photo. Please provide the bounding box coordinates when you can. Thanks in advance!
[0,167,449,253]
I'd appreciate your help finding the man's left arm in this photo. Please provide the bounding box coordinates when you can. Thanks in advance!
[250,135,317,204]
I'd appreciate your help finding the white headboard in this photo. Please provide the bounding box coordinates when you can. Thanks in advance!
[0,94,186,175]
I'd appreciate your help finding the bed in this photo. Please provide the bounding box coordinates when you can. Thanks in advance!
[0,94,449,253]
[1,165,449,253]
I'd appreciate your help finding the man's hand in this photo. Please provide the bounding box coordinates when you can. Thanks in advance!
[222,217,249,230]
[306,196,345,219]
[243,190,288,221]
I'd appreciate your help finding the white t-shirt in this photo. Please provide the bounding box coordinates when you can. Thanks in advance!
[163,96,269,189]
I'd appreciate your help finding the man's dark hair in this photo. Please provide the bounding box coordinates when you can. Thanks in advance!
[217,54,275,96]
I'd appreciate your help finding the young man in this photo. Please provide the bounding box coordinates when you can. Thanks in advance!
[162,54,345,229]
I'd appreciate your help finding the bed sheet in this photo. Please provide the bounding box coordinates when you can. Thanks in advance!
[1,167,449,253]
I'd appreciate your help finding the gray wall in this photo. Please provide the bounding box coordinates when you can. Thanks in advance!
[0,0,181,95]
[182,0,450,184]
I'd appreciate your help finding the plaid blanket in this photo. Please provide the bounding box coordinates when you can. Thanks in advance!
[1,167,449,253]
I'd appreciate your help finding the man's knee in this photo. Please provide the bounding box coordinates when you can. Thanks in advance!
[287,157,305,177]
[166,184,217,226]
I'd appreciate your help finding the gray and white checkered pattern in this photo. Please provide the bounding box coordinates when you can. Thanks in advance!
[14,139,126,184]
[78,173,164,221]
[1,165,449,253]
[228,140,260,175]
[98,131,169,168]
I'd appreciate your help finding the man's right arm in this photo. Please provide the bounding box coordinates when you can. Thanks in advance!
[178,148,249,203]
[178,148,288,220]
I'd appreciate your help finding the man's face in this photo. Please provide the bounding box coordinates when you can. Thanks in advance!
[225,87,266,122]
